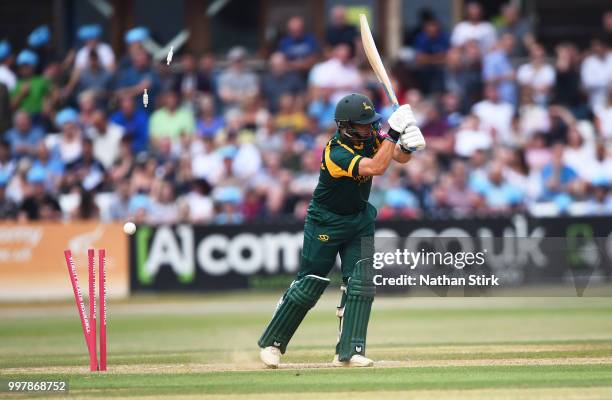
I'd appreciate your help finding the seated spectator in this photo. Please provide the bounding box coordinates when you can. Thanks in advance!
[192,136,223,184]
[172,52,211,103]
[563,127,596,180]
[195,95,224,139]
[87,109,124,169]
[180,178,214,223]
[472,83,514,145]
[540,143,580,202]
[115,47,160,110]
[261,52,305,113]
[18,166,61,221]
[128,191,153,224]
[217,47,259,108]
[307,88,336,129]
[70,185,100,220]
[518,88,550,142]
[149,90,195,145]
[11,50,50,115]
[583,180,612,215]
[54,108,83,164]
[441,91,464,128]
[482,33,517,106]
[65,138,106,192]
[110,94,149,153]
[439,160,479,216]
[517,43,556,105]
[278,16,318,74]
[119,27,149,71]
[5,110,44,159]
[444,45,483,112]
[325,6,358,53]
[273,94,308,132]
[64,49,112,100]
[594,90,612,143]
[107,178,131,221]
[78,90,99,128]
[26,25,53,73]
[545,105,575,145]
[525,133,552,174]
[31,142,63,189]
[454,114,492,157]
[212,186,244,224]
[0,40,16,91]
[471,161,523,213]
[149,179,180,224]
[414,19,450,94]
[496,3,534,57]
[580,37,612,110]
[309,43,362,104]
[553,43,584,117]
[74,24,115,71]
[451,2,496,52]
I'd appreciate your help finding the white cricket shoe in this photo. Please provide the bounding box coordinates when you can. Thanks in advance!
[332,354,374,367]
[260,346,281,368]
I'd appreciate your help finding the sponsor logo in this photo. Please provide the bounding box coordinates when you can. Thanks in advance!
[362,102,372,111]
[355,346,362,352]
[318,234,330,242]
[273,341,281,347]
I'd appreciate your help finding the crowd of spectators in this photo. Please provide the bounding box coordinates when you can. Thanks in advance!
[0,2,612,224]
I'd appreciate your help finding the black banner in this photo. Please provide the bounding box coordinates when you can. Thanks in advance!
[130,215,612,293]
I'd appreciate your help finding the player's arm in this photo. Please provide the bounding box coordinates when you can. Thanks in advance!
[357,136,397,176]
[393,143,412,164]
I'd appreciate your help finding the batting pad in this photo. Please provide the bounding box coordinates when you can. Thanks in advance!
[337,259,376,361]
[258,275,330,354]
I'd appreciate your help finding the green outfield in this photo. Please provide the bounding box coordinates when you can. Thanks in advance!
[1,294,612,399]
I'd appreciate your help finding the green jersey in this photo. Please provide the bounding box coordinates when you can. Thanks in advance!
[311,131,381,215]
[11,76,50,115]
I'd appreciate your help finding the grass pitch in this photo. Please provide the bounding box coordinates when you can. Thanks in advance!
[1,293,612,399]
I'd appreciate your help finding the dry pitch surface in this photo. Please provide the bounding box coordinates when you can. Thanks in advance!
[1,294,611,399]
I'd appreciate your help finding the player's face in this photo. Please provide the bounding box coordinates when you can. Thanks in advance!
[352,122,379,140]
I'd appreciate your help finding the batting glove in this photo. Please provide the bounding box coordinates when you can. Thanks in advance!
[387,104,417,133]
[399,125,426,153]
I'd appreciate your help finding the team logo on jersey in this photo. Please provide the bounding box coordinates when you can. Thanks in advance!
[362,102,372,111]
[318,234,330,242]
[354,175,372,183]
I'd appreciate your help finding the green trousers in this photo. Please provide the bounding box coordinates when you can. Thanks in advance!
[298,202,377,281]
[258,202,377,355]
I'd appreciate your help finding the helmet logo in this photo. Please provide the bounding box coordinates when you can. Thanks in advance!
[362,102,372,111]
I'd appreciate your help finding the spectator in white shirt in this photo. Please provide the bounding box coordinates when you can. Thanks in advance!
[451,2,497,52]
[454,114,493,157]
[0,40,16,91]
[218,47,259,108]
[87,110,124,169]
[594,90,612,142]
[74,25,115,72]
[517,43,556,105]
[308,43,362,104]
[472,84,515,145]
[580,37,612,110]
[563,127,596,180]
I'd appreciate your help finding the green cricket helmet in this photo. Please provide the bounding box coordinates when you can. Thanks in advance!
[334,93,382,141]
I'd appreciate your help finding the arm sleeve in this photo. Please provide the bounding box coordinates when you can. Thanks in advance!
[324,143,361,178]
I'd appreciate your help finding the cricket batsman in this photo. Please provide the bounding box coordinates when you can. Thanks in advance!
[258,93,426,367]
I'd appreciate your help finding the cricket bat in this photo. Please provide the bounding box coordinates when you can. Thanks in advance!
[359,14,399,110]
